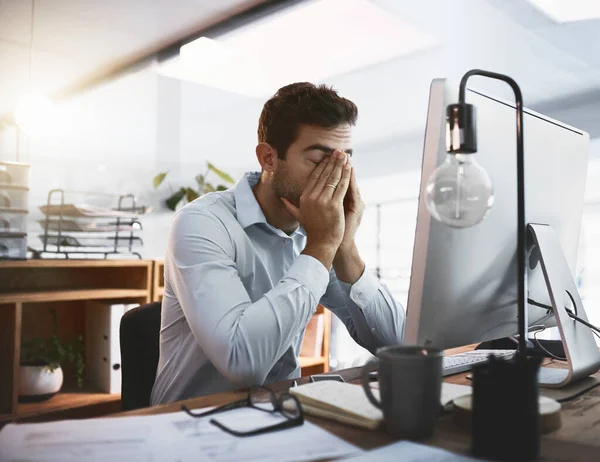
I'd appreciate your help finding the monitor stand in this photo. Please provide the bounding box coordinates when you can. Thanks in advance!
[529,223,600,388]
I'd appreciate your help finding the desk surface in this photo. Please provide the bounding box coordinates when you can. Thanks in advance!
[121,351,600,462]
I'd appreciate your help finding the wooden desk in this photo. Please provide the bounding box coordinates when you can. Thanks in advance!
[121,359,600,462]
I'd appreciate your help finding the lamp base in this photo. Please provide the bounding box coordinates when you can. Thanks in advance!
[471,354,542,461]
[452,392,561,435]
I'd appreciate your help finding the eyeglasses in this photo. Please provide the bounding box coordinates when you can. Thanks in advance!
[181,386,304,437]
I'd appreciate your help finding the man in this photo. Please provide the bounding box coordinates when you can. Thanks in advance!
[150,82,405,405]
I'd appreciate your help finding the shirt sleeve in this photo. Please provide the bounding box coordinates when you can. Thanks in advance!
[166,206,330,386]
[319,266,405,354]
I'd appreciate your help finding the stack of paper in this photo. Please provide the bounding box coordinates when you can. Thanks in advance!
[343,440,481,461]
[39,204,143,218]
[0,408,361,462]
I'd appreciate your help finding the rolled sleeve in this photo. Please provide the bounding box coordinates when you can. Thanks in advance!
[286,254,330,304]
[336,268,381,308]
[321,265,405,354]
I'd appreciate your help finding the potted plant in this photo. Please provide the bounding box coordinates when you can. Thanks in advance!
[153,161,235,211]
[19,308,84,402]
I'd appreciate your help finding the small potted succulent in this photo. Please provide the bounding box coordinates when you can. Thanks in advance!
[19,308,84,402]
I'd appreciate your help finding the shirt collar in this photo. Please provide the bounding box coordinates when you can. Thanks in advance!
[234,171,306,237]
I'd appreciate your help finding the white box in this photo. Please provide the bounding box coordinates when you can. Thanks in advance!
[0,209,27,233]
[85,302,139,393]
[0,185,29,210]
[0,233,26,259]
[0,161,30,188]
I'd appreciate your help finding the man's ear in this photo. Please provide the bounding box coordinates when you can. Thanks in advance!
[256,142,279,172]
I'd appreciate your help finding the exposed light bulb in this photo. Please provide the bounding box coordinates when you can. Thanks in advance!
[14,94,54,135]
[425,153,494,228]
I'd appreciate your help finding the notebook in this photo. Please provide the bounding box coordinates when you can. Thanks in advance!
[370,381,472,411]
[289,381,473,430]
[290,381,383,430]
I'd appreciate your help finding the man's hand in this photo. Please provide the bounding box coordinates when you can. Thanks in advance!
[339,161,365,253]
[333,160,366,283]
[281,150,351,270]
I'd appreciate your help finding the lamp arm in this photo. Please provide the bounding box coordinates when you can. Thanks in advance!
[459,69,528,358]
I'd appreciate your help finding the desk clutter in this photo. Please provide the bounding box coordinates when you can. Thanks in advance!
[3,365,598,462]
[288,380,473,431]
[0,408,362,462]
[0,161,30,259]
[32,189,148,259]
[0,396,487,462]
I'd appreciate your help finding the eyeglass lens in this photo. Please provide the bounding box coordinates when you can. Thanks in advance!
[249,387,277,411]
[279,394,301,420]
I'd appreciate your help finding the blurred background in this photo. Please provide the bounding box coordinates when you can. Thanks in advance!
[1,0,600,369]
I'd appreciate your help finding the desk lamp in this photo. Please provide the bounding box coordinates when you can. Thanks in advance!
[425,69,541,461]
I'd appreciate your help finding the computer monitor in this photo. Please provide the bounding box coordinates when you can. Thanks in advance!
[404,78,590,351]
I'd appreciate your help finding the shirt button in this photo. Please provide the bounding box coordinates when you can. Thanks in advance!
[285,239,292,244]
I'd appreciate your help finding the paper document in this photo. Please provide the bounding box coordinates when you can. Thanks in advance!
[39,204,142,219]
[0,407,361,462]
[342,440,482,461]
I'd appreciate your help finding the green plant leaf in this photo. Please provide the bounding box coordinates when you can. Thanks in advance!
[195,174,205,187]
[165,188,186,211]
[216,185,228,191]
[20,308,85,387]
[185,188,199,203]
[207,162,235,184]
[153,172,168,189]
[203,183,216,194]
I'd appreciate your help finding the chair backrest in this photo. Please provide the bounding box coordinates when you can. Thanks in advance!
[119,301,162,411]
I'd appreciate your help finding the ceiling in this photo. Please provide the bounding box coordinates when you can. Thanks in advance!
[1,0,600,179]
[0,0,269,118]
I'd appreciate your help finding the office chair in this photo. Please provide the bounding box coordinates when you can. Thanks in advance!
[119,301,162,411]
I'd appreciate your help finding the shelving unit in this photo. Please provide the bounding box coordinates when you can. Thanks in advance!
[151,259,330,376]
[34,189,146,260]
[0,259,152,425]
[152,259,164,302]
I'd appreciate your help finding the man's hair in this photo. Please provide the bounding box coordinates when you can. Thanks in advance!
[257,82,358,159]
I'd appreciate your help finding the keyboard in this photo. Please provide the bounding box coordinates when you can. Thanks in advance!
[443,349,516,376]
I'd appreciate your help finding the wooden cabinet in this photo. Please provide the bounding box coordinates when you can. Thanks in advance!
[152,260,164,302]
[151,259,330,376]
[0,260,153,424]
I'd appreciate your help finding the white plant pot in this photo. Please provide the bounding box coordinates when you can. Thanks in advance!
[19,364,64,402]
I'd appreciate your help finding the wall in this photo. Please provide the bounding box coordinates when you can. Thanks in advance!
[3,63,600,370]
[1,67,262,260]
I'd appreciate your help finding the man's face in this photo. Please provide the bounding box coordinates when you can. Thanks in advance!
[271,124,353,207]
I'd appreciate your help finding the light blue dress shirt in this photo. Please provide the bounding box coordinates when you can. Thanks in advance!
[150,172,405,405]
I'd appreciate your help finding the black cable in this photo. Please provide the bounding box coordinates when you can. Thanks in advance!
[527,297,553,313]
[526,295,600,403]
[528,294,600,336]
[564,308,600,336]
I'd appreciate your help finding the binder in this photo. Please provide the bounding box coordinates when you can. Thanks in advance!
[85,302,139,393]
